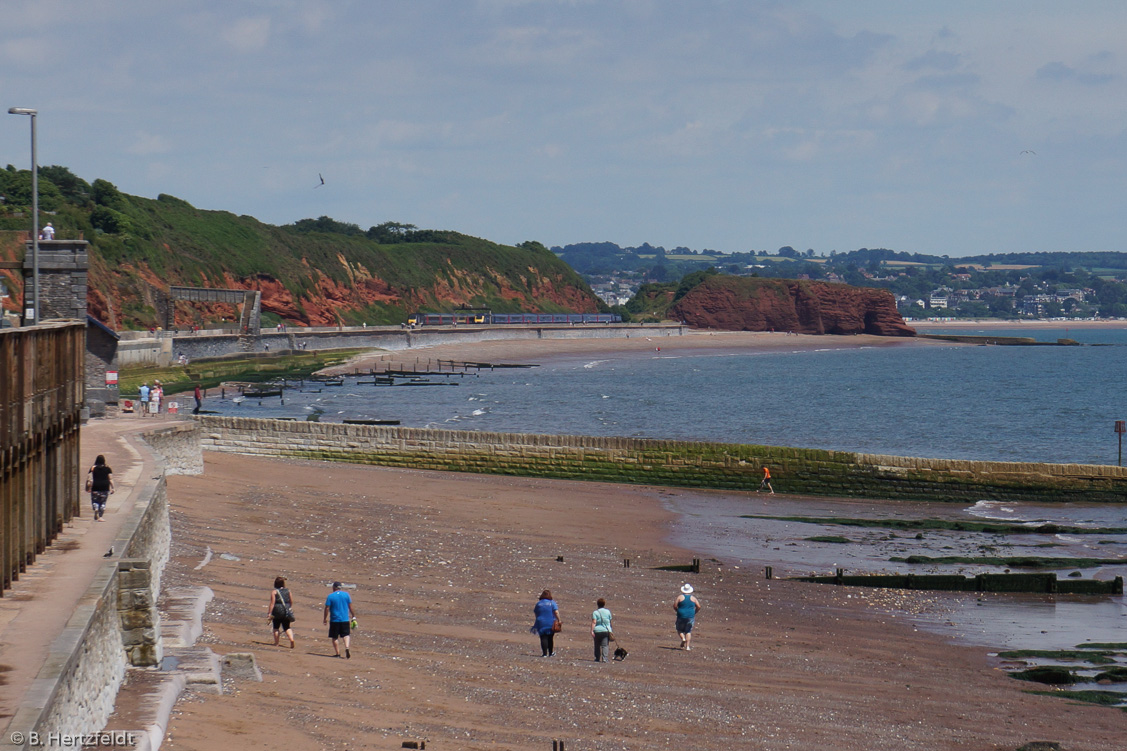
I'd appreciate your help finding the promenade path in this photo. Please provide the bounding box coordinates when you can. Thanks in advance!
[0,415,179,742]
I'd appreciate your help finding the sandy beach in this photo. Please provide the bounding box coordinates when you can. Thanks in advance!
[330,330,950,373]
[136,330,1125,749]
[156,460,1125,749]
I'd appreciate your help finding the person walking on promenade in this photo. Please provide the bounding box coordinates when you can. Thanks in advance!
[591,598,613,663]
[268,576,296,648]
[323,581,355,658]
[150,381,163,415]
[193,383,203,415]
[674,583,701,650]
[758,466,774,494]
[85,454,114,521]
[532,589,561,657]
[138,383,150,418]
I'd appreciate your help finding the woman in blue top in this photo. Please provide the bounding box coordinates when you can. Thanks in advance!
[532,590,561,657]
[590,598,612,662]
[675,583,701,650]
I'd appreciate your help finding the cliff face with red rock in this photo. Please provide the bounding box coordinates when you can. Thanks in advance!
[669,276,915,336]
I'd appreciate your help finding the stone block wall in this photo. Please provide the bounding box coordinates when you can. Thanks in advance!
[196,416,1127,504]
[116,560,161,667]
[23,240,89,321]
[33,566,127,740]
[140,423,204,476]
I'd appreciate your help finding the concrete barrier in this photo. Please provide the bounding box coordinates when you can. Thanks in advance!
[119,324,686,365]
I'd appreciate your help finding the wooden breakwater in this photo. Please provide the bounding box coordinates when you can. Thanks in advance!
[195,416,1127,504]
[794,571,1123,595]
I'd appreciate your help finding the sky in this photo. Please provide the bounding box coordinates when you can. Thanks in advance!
[3,1,1127,258]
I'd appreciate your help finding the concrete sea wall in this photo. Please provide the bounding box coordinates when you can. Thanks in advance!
[196,416,1127,503]
[120,323,686,365]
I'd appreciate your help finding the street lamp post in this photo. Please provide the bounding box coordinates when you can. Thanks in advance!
[8,107,39,325]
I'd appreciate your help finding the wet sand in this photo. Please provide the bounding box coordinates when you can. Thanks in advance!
[159,453,1126,750]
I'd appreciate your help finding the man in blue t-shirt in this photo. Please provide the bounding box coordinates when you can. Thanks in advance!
[323,581,356,658]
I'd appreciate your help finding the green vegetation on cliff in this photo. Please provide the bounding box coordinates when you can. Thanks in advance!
[0,165,602,329]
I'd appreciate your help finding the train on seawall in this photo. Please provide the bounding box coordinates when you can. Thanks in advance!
[408,312,622,326]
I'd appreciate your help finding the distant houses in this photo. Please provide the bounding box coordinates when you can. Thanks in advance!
[898,282,1095,319]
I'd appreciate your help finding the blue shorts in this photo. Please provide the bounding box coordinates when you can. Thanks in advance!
[676,616,694,634]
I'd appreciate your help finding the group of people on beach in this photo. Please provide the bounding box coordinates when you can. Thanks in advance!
[260,577,701,664]
[533,584,702,662]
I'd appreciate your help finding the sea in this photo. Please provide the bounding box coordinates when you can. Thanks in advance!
[204,325,1127,466]
[201,325,1127,674]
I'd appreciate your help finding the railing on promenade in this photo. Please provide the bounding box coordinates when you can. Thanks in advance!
[0,321,85,594]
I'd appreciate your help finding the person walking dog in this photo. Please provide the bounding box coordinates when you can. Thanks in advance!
[591,597,613,663]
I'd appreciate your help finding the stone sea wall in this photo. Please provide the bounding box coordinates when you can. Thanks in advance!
[140,423,204,476]
[14,425,198,748]
[196,416,1127,503]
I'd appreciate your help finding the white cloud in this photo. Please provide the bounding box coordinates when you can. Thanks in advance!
[0,36,54,68]
[126,131,173,156]
[219,16,272,53]
[4,1,1127,255]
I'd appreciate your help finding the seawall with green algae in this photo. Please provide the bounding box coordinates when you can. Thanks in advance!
[195,416,1127,503]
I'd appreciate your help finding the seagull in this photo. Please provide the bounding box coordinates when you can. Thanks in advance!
[315,173,325,188]
[1020,150,1036,156]
[103,546,114,558]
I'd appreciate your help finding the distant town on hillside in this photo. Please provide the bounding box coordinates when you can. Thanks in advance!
[554,243,1127,320]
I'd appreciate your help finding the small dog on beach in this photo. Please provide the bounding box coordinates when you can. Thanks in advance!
[613,646,628,661]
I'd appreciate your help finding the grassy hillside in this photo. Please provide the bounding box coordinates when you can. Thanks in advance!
[0,166,602,329]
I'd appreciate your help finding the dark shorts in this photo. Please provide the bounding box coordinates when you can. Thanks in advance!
[91,491,109,508]
[328,621,351,639]
[676,616,695,634]
[272,617,293,631]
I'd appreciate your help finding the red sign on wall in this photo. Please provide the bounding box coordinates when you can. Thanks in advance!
[105,371,119,386]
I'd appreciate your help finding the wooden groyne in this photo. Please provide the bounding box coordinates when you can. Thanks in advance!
[794,571,1123,595]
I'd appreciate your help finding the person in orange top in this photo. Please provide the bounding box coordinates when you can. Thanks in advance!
[758,466,774,494]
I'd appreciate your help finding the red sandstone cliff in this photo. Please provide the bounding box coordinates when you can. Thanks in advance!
[669,277,915,336]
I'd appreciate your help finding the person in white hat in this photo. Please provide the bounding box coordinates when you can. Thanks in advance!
[674,583,701,650]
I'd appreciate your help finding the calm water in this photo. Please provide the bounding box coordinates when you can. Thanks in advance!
[205,327,1127,466]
